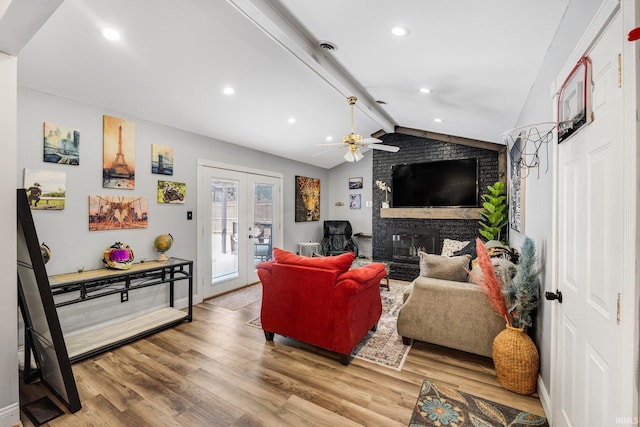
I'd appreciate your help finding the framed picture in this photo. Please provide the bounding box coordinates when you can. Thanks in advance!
[157,180,186,204]
[23,169,66,210]
[89,195,148,230]
[509,134,525,233]
[151,144,174,175]
[349,193,361,209]
[103,115,135,189]
[43,122,80,165]
[349,177,363,189]
[295,176,320,222]
[557,57,592,143]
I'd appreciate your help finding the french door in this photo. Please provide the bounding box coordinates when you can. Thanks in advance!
[197,161,282,299]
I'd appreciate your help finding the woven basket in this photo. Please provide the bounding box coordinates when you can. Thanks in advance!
[492,324,539,394]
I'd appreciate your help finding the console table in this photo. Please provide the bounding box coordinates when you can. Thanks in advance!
[48,257,193,363]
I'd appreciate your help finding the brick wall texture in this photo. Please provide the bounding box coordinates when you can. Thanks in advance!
[372,132,499,280]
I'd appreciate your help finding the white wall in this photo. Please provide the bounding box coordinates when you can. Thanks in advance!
[327,155,373,256]
[507,0,608,412]
[16,88,330,332]
[0,52,19,427]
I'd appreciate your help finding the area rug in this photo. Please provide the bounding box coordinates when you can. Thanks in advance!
[409,380,549,427]
[206,283,261,310]
[246,280,412,370]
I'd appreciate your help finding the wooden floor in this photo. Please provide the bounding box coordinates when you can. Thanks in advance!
[20,288,546,426]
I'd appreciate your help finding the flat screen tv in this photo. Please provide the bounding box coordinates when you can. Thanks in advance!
[392,158,479,207]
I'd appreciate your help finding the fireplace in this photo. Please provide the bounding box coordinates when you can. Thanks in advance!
[390,229,439,264]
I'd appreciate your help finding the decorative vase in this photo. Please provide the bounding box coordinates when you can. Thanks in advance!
[381,202,389,208]
[492,324,539,395]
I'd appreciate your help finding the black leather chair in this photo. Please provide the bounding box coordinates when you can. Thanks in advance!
[320,220,358,257]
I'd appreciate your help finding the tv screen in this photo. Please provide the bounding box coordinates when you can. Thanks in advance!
[392,158,479,207]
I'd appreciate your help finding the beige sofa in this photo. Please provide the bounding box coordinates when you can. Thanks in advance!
[396,253,506,358]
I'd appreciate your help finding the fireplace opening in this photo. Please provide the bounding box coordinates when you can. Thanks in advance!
[390,229,439,264]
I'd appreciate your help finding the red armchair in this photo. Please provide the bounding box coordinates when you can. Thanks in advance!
[256,248,387,365]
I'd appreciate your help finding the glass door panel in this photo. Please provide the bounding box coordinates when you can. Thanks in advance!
[210,179,239,284]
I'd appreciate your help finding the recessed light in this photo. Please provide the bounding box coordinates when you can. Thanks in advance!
[434,118,443,123]
[391,26,409,37]
[288,117,297,124]
[101,28,121,41]
[326,136,333,142]
[420,87,432,94]
[222,87,235,95]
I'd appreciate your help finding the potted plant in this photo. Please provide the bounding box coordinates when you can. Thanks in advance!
[470,237,541,394]
[478,181,508,243]
[375,180,391,208]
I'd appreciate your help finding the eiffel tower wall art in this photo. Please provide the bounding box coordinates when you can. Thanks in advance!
[103,115,135,189]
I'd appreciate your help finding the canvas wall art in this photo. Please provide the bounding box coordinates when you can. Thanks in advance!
[23,169,66,210]
[295,176,320,222]
[43,122,80,165]
[103,115,135,189]
[349,177,363,189]
[509,134,525,233]
[89,195,148,231]
[349,194,361,209]
[151,144,174,175]
[157,180,186,204]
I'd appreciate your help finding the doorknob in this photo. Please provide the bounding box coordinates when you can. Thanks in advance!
[545,290,563,303]
[248,235,254,239]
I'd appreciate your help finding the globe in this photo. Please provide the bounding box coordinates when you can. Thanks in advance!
[154,234,173,261]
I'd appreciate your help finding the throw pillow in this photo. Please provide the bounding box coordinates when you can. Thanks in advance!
[467,258,517,288]
[441,238,470,257]
[452,240,477,259]
[419,252,471,282]
[273,247,354,273]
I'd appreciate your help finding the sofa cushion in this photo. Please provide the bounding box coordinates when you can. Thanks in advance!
[467,258,517,288]
[452,240,477,259]
[419,252,470,282]
[273,247,354,273]
[441,238,470,257]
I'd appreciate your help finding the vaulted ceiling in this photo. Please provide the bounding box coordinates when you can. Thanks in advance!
[4,0,569,168]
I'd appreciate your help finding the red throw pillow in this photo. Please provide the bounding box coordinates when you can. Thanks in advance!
[273,247,354,273]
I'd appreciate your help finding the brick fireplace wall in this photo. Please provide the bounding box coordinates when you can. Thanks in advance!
[372,131,502,280]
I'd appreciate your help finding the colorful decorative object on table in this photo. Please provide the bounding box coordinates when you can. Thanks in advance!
[154,234,173,261]
[102,242,135,270]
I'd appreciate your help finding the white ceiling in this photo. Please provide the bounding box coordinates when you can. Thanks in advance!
[8,0,569,169]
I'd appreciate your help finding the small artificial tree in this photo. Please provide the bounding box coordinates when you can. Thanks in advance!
[478,181,509,243]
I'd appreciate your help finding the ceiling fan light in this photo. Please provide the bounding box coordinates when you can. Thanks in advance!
[344,151,356,162]
[354,150,364,161]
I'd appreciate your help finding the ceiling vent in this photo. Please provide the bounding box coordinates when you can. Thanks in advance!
[318,40,337,51]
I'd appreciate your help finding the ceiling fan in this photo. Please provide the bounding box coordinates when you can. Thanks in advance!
[316,96,400,162]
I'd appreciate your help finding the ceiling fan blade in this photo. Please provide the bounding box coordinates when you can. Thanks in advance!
[360,137,382,144]
[315,142,345,147]
[368,144,400,153]
[313,146,344,156]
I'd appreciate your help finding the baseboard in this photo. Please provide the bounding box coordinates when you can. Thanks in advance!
[537,375,552,421]
[0,401,21,427]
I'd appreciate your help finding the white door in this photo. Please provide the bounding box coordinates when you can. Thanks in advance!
[555,12,624,427]
[197,162,282,299]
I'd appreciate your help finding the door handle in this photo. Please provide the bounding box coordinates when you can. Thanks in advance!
[545,290,563,303]
[248,235,254,239]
